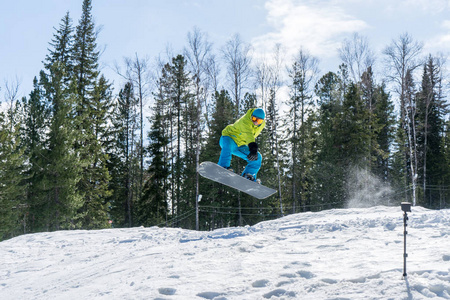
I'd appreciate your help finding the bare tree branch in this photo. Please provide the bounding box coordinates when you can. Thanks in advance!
[339,33,375,83]
[222,33,253,113]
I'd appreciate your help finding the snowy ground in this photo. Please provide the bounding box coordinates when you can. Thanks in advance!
[1,206,449,300]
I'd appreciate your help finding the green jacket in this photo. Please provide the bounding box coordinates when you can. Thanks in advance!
[222,108,266,147]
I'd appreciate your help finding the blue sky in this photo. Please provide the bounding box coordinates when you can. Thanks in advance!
[1,0,450,100]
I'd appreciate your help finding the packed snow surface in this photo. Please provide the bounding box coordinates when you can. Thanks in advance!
[1,206,450,299]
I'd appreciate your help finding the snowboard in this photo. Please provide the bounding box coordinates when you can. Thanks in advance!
[198,161,277,199]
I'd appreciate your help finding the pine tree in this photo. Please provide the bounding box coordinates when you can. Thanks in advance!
[138,101,170,226]
[373,84,395,182]
[108,82,139,227]
[340,83,374,165]
[21,78,49,232]
[265,88,286,215]
[181,80,198,228]
[335,83,378,206]
[390,118,408,201]
[165,55,193,227]
[361,67,394,178]
[286,51,318,212]
[312,71,345,209]
[441,119,450,208]
[72,0,99,102]
[80,75,113,229]
[40,62,83,230]
[156,62,177,219]
[72,0,111,228]
[416,56,449,207]
[25,10,82,231]
[0,112,27,240]
[44,11,73,82]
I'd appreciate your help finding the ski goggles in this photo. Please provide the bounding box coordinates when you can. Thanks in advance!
[251,116,264,125]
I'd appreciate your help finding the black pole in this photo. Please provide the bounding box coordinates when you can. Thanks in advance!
[401,202,411,278]
[403,210,408,277]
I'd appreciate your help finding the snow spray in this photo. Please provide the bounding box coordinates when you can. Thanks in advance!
[346,166,393,208]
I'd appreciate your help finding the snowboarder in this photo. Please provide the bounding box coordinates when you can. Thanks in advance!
[218,108,266,182]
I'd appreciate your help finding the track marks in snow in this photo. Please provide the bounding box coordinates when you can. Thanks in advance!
[409,271,450,298]
[263,288,296,298]
[196,291,226,299]
[252,279,297,299]
[158,287,177,295]
[252,279,270,287]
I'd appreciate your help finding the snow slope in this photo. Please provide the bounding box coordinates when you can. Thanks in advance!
[1,206,449,299]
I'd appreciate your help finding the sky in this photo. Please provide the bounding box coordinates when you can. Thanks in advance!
[1,0,450,102]
[1,205,449,299]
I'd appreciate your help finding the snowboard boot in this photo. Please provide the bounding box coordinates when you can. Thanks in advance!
[243,173,261,185]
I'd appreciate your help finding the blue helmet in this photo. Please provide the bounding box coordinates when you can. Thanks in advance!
[252,108,265,120]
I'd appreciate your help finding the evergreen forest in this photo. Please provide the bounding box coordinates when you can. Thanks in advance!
[1,0,449,240]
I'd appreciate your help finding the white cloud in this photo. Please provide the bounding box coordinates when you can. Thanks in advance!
[442,20,450,30]
[382,0,450,15]
[252,0,368,61]
[400,0,450,14]
[422,20,450,55]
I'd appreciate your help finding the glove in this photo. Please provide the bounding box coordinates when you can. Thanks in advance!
[247,142,258,161]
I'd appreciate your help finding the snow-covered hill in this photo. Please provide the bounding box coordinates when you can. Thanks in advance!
[1,206,449,299]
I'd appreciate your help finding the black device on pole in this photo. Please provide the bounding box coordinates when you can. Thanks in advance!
[401,202,411,278]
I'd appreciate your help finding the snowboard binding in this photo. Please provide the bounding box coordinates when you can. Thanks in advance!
[243,173,261,185]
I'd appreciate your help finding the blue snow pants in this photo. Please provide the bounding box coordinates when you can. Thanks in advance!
[217,136,262,178]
